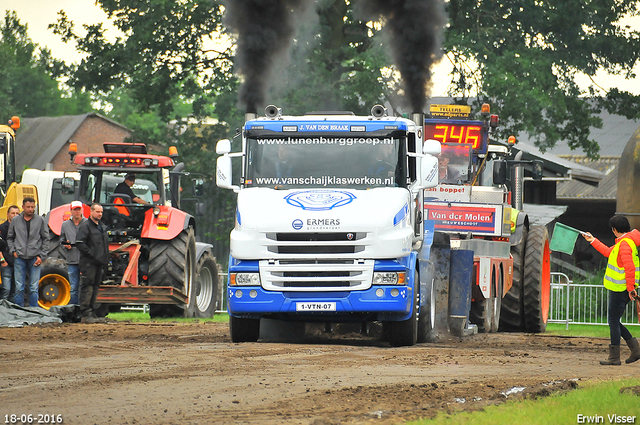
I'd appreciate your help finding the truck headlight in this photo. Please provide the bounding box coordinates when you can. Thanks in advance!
[230,273,260,286]
[372,272,406,285]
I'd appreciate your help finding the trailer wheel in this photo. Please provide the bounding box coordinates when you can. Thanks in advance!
[469,275,493,333]
[387,285,418,347]
[417,262,436,343]
[523,225,551,333]
[230,316,260,342]
[38,259,71,310]
[186,251,219,318]
[148,227,196,318]
[499,226,527,332]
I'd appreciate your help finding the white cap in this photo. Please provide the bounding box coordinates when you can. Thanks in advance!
[70,201,83,209]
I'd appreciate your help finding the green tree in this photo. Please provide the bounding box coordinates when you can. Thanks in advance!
[0,11,92,118]
[445,0,640,157]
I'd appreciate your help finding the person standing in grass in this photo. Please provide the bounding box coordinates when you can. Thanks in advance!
[583,215,640,365]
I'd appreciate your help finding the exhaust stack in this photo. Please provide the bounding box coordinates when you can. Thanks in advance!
[245,111,257,123]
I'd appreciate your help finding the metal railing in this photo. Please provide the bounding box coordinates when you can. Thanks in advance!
[548,272,640,330]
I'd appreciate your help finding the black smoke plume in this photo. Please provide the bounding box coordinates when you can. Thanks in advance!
[359,0,446,113]
[223,0,313,113]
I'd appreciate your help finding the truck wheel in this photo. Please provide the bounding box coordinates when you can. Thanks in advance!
[38,259,71,310]
[490,269,503,333]
[523,225,551,333]
[186,251,219,318]
[148,228,196,318]
[230,316,260,342]
[499,226,527,332]
[469,269,495,333]
[417,262,436,343]
[387,285,418,347]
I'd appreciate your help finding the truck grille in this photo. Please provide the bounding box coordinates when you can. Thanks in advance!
[266,232,365,255]
[259,259,374,292]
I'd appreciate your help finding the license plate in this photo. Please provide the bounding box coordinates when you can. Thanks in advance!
[296,302,336,312]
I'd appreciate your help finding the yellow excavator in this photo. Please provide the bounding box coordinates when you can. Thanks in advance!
[0,116,39,219]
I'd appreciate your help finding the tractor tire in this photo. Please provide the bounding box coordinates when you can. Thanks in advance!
[39,258,71,310]
[230,316,260,342]
[186,251,219,318]
[387,284,418,347]
[523,225,551,333]
[148,227,196,318]
[499,226,528,332]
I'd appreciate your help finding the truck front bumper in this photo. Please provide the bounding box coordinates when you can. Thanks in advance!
[227,285,413,321]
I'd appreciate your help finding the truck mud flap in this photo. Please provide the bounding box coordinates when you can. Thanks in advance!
[430,232,451,341]
[97,286,188,305]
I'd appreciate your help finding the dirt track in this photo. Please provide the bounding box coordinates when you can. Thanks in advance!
[1,321,639,425]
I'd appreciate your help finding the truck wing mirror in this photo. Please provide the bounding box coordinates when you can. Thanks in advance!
[423,139,441,156]
[216,155,238,191]
[216,139,231,155]
[493,160,507,185]
[532,160,543,181]
[420,155,439,188]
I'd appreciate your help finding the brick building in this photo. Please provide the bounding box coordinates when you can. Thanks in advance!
[16,113,132,174]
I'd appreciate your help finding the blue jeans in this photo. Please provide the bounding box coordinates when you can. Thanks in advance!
[0,265,11,300]
[13,257,41,307]
[68,264,80,305]
[608,289,633,345]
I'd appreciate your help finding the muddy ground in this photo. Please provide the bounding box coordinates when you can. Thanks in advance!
[1,321,639,425]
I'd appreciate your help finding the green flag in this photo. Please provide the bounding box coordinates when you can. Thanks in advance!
[549,222,584,255]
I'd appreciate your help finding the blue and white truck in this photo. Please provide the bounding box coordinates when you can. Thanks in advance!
[216,104,552,345]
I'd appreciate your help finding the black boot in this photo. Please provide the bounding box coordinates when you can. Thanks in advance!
[625,338,640,364]
[600,344,621,366]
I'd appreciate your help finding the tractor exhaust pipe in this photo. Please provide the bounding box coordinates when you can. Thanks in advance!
[412,112,424,133]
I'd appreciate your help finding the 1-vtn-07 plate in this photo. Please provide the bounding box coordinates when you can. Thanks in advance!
[296,302,337,311]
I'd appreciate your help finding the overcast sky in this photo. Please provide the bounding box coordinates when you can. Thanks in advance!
[2,0,639,97]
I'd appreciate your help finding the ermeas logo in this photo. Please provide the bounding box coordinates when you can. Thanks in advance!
[284,190,356,211]
[292,219,303,230]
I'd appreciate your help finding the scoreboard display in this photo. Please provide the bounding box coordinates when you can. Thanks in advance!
[424,120,488,154]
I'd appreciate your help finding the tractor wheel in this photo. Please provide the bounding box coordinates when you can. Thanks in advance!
[387,284,418,347]
[499,226,527,332]
[230,316,260,342]
[523,225,551,333]
[148,227,196,318]
[186,251,219,318]
[38,258,71,310]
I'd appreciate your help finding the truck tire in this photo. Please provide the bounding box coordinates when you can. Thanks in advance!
[148,227,196,318]
[38,259,71,310]
[230,316,260,342]
[417,262,436,343]
[387,285,418,347]
[499,226,527,332]
[186,251,219,318]
[523,225,551,333]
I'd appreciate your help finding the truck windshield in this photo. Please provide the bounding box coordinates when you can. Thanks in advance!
[244,136,404,189]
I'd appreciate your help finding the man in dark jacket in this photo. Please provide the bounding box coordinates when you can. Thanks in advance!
[75,203,109,323]
[0,205,19,301]
[8,198,49,307]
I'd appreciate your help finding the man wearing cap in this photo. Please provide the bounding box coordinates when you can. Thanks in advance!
[113,173,149,204]
[60,201,87,305]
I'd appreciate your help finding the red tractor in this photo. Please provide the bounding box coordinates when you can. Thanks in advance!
[40,142,220,318]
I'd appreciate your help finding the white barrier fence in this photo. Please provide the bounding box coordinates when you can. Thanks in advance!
[548,272,640,330]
